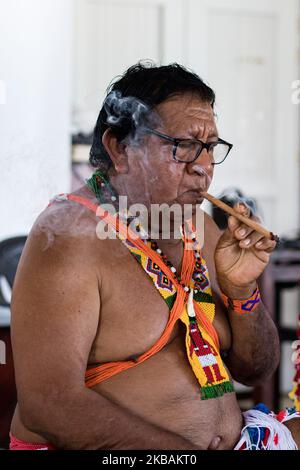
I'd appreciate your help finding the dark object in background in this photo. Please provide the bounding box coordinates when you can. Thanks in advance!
[0,235,27,449]
[212,188,257,231]
[0,236,27,307]
[72,131,93,145]
[277,230,300,251]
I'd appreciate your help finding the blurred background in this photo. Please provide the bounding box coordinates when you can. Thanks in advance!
[0,0,300,448]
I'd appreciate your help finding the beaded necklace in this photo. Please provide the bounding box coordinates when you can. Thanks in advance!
[85,170,234,398]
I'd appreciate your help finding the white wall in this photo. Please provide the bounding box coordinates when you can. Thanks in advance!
[187,0,299,237]
[0,0,72,241]
[73,0,185,133]
[73,0,299,237]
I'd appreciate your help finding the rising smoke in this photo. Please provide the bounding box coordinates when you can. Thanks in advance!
[104,90,161,143]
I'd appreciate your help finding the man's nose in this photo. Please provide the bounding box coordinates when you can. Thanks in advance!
[186,148,213,175]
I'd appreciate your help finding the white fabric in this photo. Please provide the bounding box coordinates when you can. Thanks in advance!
[234,409,300,450]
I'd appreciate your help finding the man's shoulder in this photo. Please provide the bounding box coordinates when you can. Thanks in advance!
[24,187,102,260]
[26,186,123,269]
[37,191,96,239]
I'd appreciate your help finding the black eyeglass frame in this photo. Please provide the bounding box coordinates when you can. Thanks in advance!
[145,128,233,165]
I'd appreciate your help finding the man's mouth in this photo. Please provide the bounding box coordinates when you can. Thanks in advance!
[182,189,205,203]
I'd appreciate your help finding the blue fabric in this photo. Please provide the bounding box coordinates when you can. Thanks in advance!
[253,403,270,415]
[246,426,266,449]
[244,403,269,449]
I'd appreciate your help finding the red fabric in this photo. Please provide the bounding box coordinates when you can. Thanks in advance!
[276,410,287,423]
[9,433,56,450]
[0,328,17,449]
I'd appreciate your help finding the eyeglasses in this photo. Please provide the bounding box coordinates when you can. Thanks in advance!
[146,129,233,165]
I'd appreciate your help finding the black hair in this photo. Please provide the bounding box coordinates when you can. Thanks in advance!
[89,61,215,172]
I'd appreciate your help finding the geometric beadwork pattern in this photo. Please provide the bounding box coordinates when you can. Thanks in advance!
[193,262,210,292]
[121,228,233,399]
[241,289,261,312]
[146,258,174,292]
[222,287,261,315]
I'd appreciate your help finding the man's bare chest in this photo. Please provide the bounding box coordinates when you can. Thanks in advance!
[88,241,231,366]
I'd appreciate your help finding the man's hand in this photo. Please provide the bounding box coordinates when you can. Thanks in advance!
[214,202,277,299]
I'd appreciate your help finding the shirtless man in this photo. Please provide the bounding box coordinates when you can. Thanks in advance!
[10,63,300,450]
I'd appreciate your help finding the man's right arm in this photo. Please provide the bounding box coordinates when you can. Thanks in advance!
[11,221,196,450]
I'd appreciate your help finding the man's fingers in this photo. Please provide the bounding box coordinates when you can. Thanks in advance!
[233,221,258,240]
[237,233,276,252]
[254,238,277,253]
[234,224,252,242]
[228,206,261,237]
[233,201,252,217]
[238,231,262,248]
[227,205,275,252]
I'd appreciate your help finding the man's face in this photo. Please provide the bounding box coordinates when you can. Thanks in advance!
[125,93,218,209]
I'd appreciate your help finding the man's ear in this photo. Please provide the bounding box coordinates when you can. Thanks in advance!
[102,128,129,174]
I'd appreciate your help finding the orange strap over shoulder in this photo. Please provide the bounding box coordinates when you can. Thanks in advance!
[65,194,220,388]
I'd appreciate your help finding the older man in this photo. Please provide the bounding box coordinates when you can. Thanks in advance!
[10,63,300,450]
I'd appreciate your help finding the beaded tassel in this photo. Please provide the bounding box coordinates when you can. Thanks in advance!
[289,314,300,411]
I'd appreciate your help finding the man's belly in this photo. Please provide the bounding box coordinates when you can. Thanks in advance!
[92,335,243,450]
[12,334,242,449]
